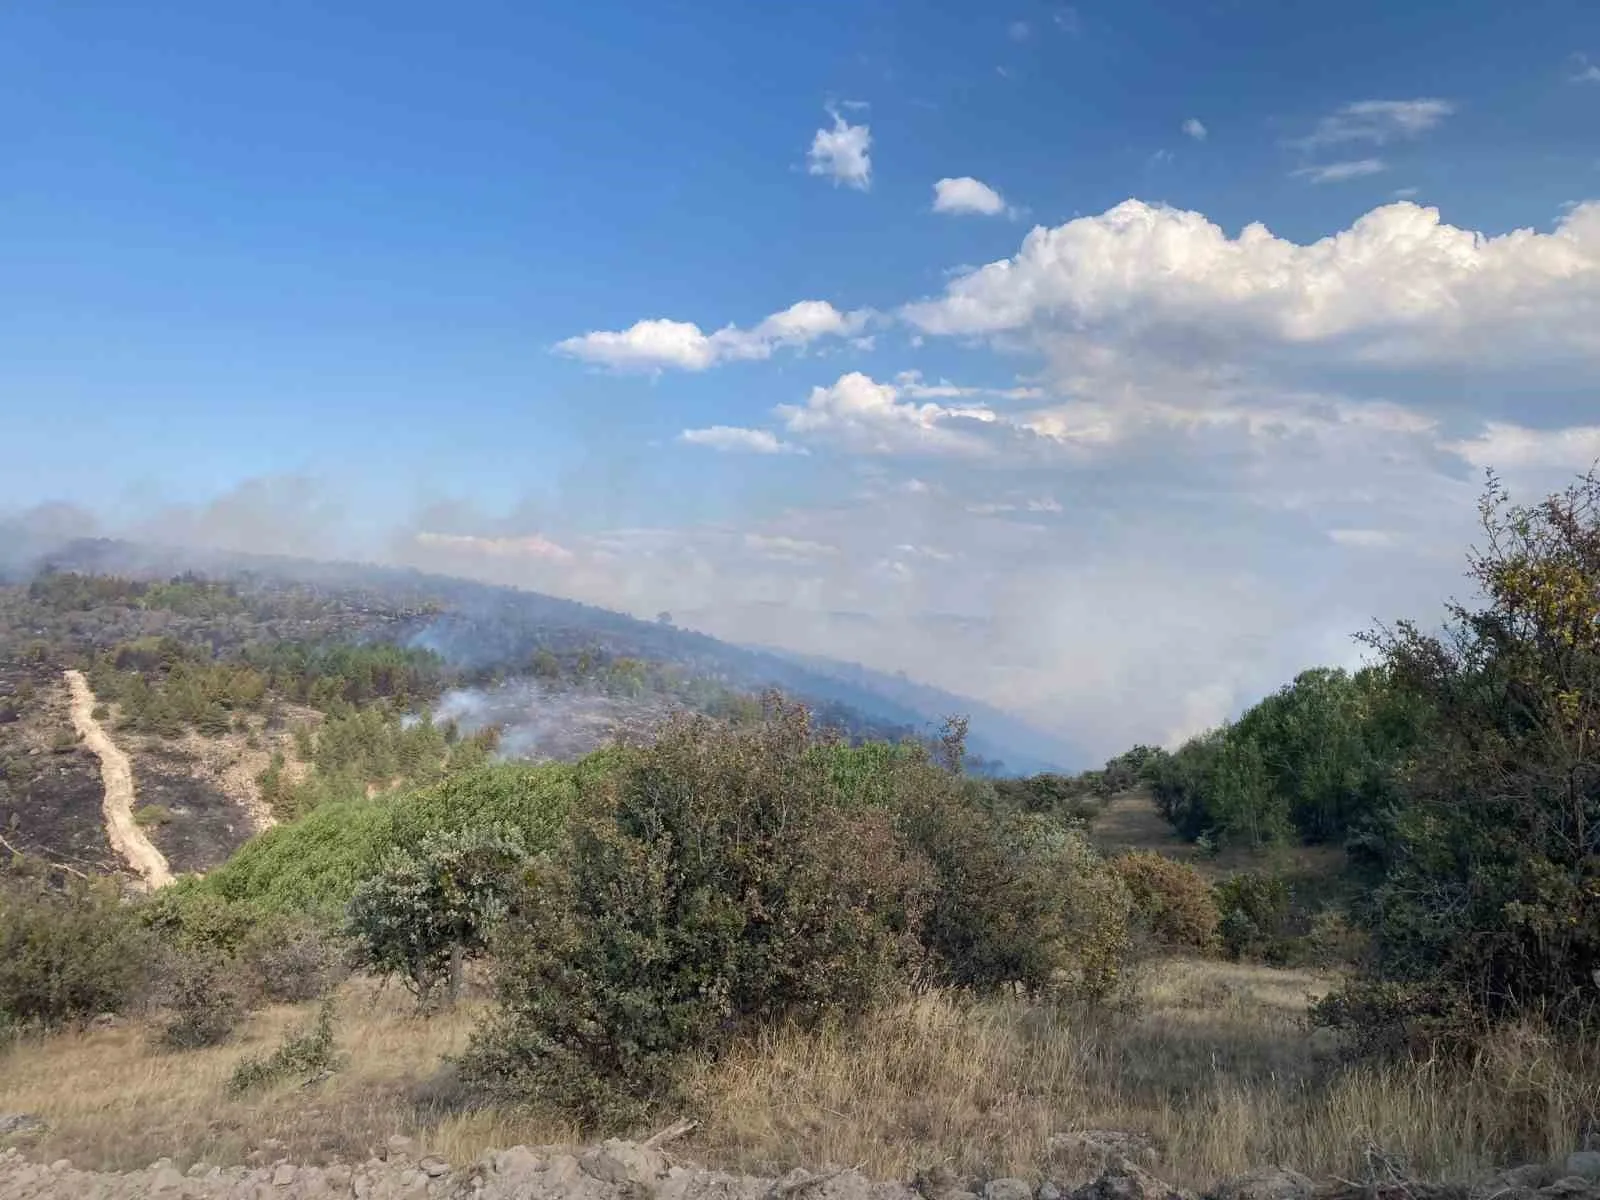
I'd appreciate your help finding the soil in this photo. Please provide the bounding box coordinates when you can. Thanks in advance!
[64,670,172,889]
[0,665,119,876]
[130,744,255,875]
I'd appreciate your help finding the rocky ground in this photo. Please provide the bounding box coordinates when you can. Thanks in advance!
[5,1133,1600,1200]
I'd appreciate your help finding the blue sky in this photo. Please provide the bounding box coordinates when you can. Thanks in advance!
[3,0,1599,755]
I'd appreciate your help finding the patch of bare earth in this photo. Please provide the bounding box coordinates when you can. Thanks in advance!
[63,670,172,889]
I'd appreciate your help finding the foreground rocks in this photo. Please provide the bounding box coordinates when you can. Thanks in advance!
[5,1141,1600,1200]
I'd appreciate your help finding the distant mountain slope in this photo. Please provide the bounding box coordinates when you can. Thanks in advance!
[17,538,1079,775]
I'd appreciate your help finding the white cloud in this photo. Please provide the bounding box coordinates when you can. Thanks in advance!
[775,371,1000,455]
[1296,98,1455,149]
[1570,55,1600,84]
[808,108,872,190]
[678,426,805,454]
[744,533,838,560]
[933,176,1010,217]
[1443,422,1600,470]
[1292,158,1386,183]
[1182,117,1207,142]
[901,197,1600,368]
[1393,186,1420,198]
[893,369,1041,401]
[1053,7,1081,34]
[1008,19,1031,40]
[556,300,869,372]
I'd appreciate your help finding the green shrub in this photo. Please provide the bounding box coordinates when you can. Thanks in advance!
[0,870,155,1027]
[236,913,343,1004]
[900,796,1131,999]
[227,998,339,1095]
[156,951,245,1050]
[199,760,589,917]
[1110,851,1221,955]
[346,826,528,1008]
[1213,871,1292,961]
[459,702,933,1127]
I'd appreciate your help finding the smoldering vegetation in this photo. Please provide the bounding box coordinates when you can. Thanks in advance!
[420,679,679,764]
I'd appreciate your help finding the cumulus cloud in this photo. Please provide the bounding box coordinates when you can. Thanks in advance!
[932,176,1011,217]
[1182,117,1207,141]
[808,108,872,190]
[1444,422,1600,470]
[1292,158,1385,183]
[1295,98,1455,149]
[678,426,805,454]
[1570,54,1600,84]
[894,369,1042,401]
[775,371,1001,456]
[901,197,1600,369]
[556,300,869,372]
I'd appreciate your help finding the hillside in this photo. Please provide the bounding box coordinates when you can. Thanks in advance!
[13,537,1077,771]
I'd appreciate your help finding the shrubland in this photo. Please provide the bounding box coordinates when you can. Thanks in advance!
[3,469,1600,1187]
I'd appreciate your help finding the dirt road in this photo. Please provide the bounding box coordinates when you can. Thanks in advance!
[63,670,173,890]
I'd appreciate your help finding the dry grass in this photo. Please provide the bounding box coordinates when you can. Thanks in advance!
[687,958,1597,1188]
[4,959,1597,1186]
[0,977,527,1171]
[1090,791,1345,883]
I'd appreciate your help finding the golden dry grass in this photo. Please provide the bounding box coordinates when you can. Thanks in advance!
[687,958,1595,1188]
[0,977,534,1171]
[1090,789,1347,882]
[4,959,1597,1186]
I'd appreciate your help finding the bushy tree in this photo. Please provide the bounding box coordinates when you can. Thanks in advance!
[1343,470,1600,1024]
[1110,851,1221,955]
[346,826,529,1008]
[0,868,155,1027]
[459,700,934,1126]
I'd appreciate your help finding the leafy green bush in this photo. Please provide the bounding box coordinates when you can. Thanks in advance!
[0,869,156,1027]
[227,998,339,1095]
[346,826,528,1008]
[460,702,934,1127]
[1213,871,1292,961]
[899,794,1131,999]
[156,951,244,1050]
[1110,851,1220,955]
[1333,470,1600,1032]
[199,760,591,917]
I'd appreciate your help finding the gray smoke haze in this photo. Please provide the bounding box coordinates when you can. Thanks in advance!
[429,679,678,763]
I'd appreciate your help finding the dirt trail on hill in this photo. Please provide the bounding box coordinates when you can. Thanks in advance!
[63,670,173,890]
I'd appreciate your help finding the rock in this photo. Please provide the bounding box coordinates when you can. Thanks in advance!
[1049,1133,1158,1171]
[352,1172,373,1199]
[0,1113,45,1137]
[50,1158,73,1173]
[420,1156,451,1178]
[581,1140,667,1187]
[274,1163,299,1187]
[492,1147,542,1177]
[915,1166,978,1200]
[544,1153,583,1190]
[984,1180,1034,1200]
[151,1165,187,1194]
[1570,1156,1600,1183]
[1067,1161,1193,1200]
[1207,1167,1314,1200]
[1039,1186,1062,1200]
[325,1165,353,1192]
[1540,1179,1599,1200]
[388,1136,418,1163]
[188,1162,213,1178]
